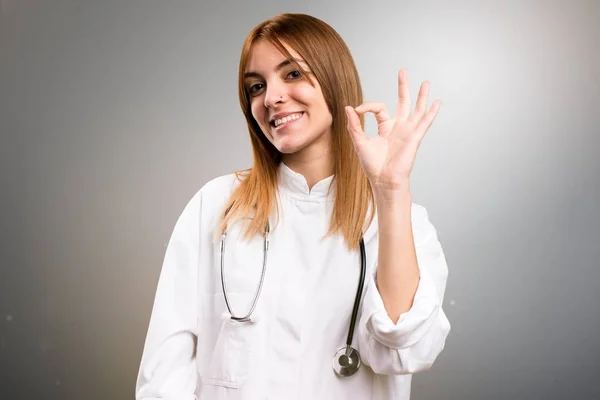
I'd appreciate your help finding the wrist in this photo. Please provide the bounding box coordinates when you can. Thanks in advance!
[372,181,412,208]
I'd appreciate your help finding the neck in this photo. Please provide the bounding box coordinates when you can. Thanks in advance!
[282,149,334,191]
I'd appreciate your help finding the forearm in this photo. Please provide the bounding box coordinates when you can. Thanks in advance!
[373,183,420,324]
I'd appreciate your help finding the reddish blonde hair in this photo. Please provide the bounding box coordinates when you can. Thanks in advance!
[218,13,375,250]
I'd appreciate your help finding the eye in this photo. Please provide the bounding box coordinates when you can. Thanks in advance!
[287,70,302,80]
[248,83,264,96]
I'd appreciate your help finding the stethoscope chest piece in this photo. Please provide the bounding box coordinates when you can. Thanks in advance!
[333,346,361,377]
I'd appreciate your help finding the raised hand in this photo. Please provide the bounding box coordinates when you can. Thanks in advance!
[345,68,441,193]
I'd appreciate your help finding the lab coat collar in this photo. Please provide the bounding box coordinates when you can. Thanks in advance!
[277,161,335,201]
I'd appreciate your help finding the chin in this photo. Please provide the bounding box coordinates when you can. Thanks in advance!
[275,144,305,155]
[272,137,310,155]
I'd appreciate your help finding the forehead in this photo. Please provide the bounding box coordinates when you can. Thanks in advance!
[245,40,302,72]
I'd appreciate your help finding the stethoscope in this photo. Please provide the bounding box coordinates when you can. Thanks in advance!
[220,218,367,377]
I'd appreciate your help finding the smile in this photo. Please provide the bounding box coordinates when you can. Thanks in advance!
[272,112,304,130]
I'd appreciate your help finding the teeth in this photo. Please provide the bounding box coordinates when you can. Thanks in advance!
[274,113,302,127]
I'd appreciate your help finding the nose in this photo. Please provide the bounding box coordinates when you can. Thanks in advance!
[264,81,287,108]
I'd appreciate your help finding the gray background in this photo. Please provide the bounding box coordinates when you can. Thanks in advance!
[1,0,599,399]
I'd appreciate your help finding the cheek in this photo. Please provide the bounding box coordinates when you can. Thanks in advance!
[296,86,330,120]
[250,101,275,141]
[250,102,267,127]
[312,99,332,124]
[250,101,262,120]
[294,86,317,103]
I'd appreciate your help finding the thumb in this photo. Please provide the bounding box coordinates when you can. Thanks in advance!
[344,106,365,145]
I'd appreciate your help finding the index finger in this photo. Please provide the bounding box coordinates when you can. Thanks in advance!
[396,68,411,120]
[354,102,391,124]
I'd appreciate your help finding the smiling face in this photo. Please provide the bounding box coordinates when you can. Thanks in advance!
[243,40,333,159]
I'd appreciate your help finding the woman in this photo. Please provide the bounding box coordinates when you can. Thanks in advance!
[136,13,450,400]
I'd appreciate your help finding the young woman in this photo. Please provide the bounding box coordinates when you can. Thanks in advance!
[136,13,450,400]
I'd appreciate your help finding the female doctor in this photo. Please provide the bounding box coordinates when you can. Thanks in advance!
[136,13,450,400]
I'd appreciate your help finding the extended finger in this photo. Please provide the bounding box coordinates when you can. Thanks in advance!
[344,106,367,145]
[396,68,411,120]
[354,102,391,124]
[415,99,441,139]
[410,81,430,123]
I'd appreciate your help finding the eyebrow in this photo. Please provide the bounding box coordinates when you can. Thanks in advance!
[244,57,307,80]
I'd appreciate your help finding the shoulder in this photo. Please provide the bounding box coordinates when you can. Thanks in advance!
[172,170,248,229]
[189,169,249,214]
[161,169,250,246]
[199,170,246,199]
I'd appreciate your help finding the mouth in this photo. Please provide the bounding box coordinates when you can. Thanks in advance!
[270,112,304,131]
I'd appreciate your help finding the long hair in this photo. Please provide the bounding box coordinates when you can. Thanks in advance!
[218,13,375,250]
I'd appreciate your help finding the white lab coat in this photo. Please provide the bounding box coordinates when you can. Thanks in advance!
[136,162,450,400]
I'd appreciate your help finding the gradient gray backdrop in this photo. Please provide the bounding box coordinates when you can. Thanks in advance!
[1,1,599,399]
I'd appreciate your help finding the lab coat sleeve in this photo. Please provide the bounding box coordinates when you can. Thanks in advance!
[358,204,451,375]
[135,190,202,400]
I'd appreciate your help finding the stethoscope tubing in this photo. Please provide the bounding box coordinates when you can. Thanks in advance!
[220,220,270,322]
[345,237,366,347]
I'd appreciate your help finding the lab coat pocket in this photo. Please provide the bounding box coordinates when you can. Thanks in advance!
[203,293,260,389]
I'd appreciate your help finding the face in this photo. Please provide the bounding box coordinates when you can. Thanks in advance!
[244,40,333,158]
